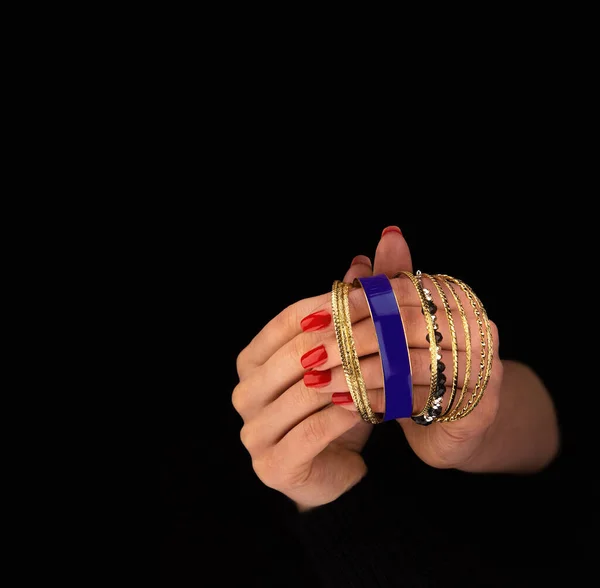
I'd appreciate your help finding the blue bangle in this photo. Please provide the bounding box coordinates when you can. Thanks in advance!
[355,274,413,420]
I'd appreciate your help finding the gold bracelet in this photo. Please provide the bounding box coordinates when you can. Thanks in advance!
[433,275,472,421]
[394,271,438,421]
[331,280,380,424]
[423,273,459,419]
[435,276,493,421]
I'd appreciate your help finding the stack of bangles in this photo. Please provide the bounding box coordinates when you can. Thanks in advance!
[331,271,493,425]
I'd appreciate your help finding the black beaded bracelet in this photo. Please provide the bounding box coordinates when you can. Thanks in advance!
[412,272,446,426]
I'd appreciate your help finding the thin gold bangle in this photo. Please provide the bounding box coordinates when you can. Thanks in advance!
[393,271,438,419]
[436,276,493,421]
[423,274,459,419]
[331,280,379,424]
[434,275,472,421]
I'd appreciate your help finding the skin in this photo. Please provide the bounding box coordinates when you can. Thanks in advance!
[233,228,560,511]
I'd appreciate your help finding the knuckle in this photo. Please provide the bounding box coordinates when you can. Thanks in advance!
[236,348,248,378]
[252,451,285,489]
[276,302,300,334]
[239,424,252,449]
[231,382,247,414]
[289,332,306,363]
[302,413,327,445]
[291,383,314,409]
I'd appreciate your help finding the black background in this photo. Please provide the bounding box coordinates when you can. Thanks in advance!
[159,201,593,586]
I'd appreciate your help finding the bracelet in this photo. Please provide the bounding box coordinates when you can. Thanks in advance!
[354,274,413,420]
[435,276,493,422]
[331,280,380,424]
[394,271,439,423]
[422,273,459,419]
[434,275,472,421]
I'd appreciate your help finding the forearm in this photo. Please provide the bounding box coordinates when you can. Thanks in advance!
[461,360,560,473]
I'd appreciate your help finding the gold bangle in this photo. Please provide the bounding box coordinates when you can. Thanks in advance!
[394,271,438,420]
[433,275,472,421]
[423,273,459,419]
[436,276,493,421]
[331,280,380,424]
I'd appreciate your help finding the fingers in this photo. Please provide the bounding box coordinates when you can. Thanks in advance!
[234,303,486,420]
[237,274,423,379]
[240,342,483,454]
[275,404,362,467]
[317,349,474,393]
[236,292,328,380]
[373,226,413,277]
[343,255,373,283]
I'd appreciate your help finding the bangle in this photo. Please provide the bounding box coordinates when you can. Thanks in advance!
[331,280,380,424]
[434,275,472,421]
[354,274,413,420]
[422,273,459,419]
[394,271,439,423]
[436,276,493,422]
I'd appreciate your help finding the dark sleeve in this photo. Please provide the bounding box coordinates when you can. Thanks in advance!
[287,424,590,588]
[290,470,430,588]
[287,425,440,588]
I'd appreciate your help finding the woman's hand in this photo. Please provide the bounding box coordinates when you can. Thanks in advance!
[233,228,414,510]
[233,228,504,509]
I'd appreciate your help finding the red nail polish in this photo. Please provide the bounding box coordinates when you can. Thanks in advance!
[300,310,331,332]
[303,369,331,388]
[382,226,402,237]
[332,392,353,405]
[301,345,328,369]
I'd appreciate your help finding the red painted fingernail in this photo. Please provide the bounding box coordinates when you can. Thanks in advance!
[300,310,331,332]
[301,345,328,369]
[381,226,402,237]
[351,255,372,267]
[332,392,354,405]
[303,369,331,388]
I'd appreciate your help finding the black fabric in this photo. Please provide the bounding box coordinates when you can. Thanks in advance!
[159,211,593,587]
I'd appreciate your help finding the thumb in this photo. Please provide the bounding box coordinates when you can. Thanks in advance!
[373,226,413,277]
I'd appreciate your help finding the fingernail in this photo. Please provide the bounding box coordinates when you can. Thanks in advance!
[303,369,331,388]
[300,310,331,332]
[301,345,328,369]
[351,255,372,267]
[381,226,402,237]
[332,392,354,405]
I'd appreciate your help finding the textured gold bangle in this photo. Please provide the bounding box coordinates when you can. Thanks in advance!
[332,281,364,417]
[436,276,493,421]
[434,275,472,421]
[394,271,438,420]
[423,273,459,419]
[340,281,377,422]
[331,280,380,424]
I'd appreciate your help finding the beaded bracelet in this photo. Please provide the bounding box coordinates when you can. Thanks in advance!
[422,273,459,419]
[394,271,439,424]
